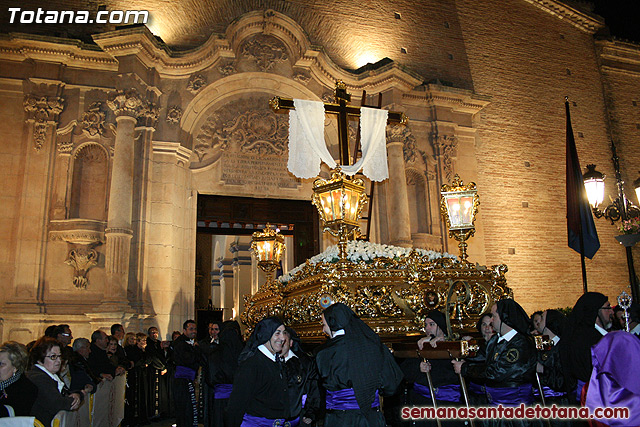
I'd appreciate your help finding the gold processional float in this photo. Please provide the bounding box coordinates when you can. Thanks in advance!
[241,82,513,348]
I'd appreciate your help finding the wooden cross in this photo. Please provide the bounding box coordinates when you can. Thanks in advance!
[269,80,407,165]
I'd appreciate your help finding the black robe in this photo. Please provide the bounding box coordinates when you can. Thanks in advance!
[284,351,320,423]
[124,344,149,425]
[172,334,203,427]
[226,350,291,427]
[146,337,171,419]
[315,335,403,427]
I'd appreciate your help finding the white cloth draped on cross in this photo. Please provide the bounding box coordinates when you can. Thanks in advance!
[287,99,389,181]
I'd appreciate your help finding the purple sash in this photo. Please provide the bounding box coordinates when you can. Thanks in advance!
[325,388,380,410]
[174,366,196,380]
[413,382,461,402]
[576,379,586,402]
[241,414,300,427]
[468,381,484,395]
[214,383,233,399]
[485,384,534,406]
[533,385,566,398]
[301,393,307,408]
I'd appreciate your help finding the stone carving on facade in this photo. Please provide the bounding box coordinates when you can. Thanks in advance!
[166,106,183,125]
[57,137,74,153]
[433,135,458,182]
[240,34,289,72]
[138,102,159,127]
[193,97,288,164]
[386,125,417,163]
[218,64,237,76]
[64,247,98,288]
[187,74,207,94]
[321,93,334,104]
[106,89,144,118]
[293,72,310,85]
[23,94,65,152]
[81,102,106,136]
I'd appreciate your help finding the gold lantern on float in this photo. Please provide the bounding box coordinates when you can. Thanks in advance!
[311,167,368,264]
[440,174,480,262]
[250,224,286,286]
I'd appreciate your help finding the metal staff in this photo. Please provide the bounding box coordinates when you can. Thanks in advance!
[419,352,442,427]
[448,349,475,427]
[534,336,553,427]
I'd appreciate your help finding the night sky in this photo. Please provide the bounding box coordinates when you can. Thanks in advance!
[593,0,640,42]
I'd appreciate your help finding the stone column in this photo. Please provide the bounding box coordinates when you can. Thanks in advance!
[386,129,413,248]
[103,89,144,308]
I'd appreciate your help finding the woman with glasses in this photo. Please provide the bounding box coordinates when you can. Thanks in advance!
[26,336,87,426]
[0,341,38,417]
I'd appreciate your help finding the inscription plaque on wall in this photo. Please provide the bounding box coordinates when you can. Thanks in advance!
[192,95,301,192]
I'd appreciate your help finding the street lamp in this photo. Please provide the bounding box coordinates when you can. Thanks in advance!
[250,224,286,288]
[440,174,480,262]
[583,161,640,302]
[311,167,368,264]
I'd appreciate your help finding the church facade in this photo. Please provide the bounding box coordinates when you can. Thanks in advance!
[0,0,638,341]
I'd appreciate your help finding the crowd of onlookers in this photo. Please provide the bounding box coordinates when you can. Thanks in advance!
[0,323,184,426]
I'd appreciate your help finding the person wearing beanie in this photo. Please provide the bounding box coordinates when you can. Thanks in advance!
[452,299,539,426]
[227,316,298,427]
[401,310,463,426]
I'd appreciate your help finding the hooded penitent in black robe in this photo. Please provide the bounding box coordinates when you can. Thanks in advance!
[227,317,298,427]
[283,326,320,425]
[559,292,608,399]
[315,303,403,427]
[401,310,464,427]
[145,336,171,419]
[461,299,540,427]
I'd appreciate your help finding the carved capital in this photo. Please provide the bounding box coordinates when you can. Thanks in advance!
[65,247,98,289]
[106,89,144,118]
[81,102,106,136]
[187,74,207,94]
[138,101,159,128]
[386,125,417,163]
[218,64,236,77]
[166,106,183,125]
[24,94,65,152]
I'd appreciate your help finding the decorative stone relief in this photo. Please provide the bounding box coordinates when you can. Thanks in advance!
[193,96,288,164]
[138,102,159,127]
[433,135,458,182]
[23,94,65,152]
[57,138,74,153]
[218,64,236,76]
[106,89,144,118]
[240,34,289,72]
[187,74,207,94]
[386,125,417,163]
[166,106,183,125]
[293,73,310,85]
[81,102,106,136]
[64,247,98,288]
[321,93,334,104]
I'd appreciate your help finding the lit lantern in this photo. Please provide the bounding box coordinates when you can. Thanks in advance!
[312,168,368,262]
[250,224,285,275]
[440,174,479,262]
[583,164,605,209]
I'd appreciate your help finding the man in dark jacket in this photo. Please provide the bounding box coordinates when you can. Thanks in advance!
[173,319,203,427]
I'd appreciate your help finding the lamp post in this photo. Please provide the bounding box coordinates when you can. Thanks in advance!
[440,174,480,262]
[311,167,368,265]
[583,156,640,302]
[250,224,286,289]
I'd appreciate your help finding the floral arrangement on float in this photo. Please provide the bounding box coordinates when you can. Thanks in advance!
[278,240,457,285]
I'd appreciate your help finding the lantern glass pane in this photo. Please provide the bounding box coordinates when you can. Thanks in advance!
[584,178,604,208]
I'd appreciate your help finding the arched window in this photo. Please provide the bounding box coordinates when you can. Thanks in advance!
[69,144,108,220]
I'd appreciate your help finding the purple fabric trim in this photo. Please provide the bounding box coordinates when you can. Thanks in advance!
[585,331,640,427]
[532,385,566,398]
[576,379,586,402]
[174,365,196,380]
[485,384,534,406]
[240,414,300,427]
[468,381,484,395]
[325,388,379,410]
[413,382,461,402]
[214,383,233,399]
[301,393,307,408]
